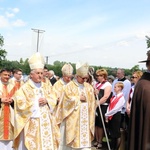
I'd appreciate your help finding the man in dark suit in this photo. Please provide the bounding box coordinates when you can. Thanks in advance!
[49,70,57,85]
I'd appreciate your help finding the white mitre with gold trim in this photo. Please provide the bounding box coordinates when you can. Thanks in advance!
[76,62,89,77]
[61,63,73,76]
[28,52,45,70]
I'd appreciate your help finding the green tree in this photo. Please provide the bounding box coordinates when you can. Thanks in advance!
[0,34,7,64]
[145,35,150,49]
[23,58,30,74]
[19,58,24,64]
[130,65,140,73]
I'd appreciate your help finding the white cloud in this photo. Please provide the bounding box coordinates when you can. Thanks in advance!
[116,40,129,47]
[11,8,19,13]
[79,16,106,29]
[0,7,27,28]
[5,12,14,18]
[0,15,9,28]
[83,45,94,49]
[56,16,107,36]
[135,31,149,40]
[0,7,4,10]
[12,19,26,27]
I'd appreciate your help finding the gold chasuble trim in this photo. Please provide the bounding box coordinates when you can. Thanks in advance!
[80,102,90,148]
[40,106,54,150]
[23,106,55,150]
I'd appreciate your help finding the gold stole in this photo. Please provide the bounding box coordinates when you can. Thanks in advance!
[80,103,89,147]
[79,88,90,148]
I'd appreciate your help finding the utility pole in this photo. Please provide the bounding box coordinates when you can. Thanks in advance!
[45,56,50,64]
[31,28,45,52]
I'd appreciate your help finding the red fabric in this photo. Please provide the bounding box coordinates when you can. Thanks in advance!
[95,80,106,90]
[3,81,21,139]
[3,84,10,139]
[9,81,20,97]
[42,78,46,83]
[108,94,123,120]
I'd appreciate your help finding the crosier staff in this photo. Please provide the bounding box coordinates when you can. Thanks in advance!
[96,94,111,150]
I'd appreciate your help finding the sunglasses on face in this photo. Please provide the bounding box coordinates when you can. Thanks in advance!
[96,74,103,77]
[131,76,137,79]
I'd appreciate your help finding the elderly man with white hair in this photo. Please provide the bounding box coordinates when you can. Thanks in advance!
[49,70,57,85]
[13,52,60,150]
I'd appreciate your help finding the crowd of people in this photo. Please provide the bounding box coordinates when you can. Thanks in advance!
[0,50,150,150]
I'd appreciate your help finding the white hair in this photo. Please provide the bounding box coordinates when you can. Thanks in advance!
[49,70,55,75]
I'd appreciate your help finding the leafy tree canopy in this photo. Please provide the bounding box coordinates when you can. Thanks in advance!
[0,34,7,62]
[146,35,150,49]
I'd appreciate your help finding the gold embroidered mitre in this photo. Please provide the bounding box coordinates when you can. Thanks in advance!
[61,63,73,76]
[76,62,89,77]
[28,52,45,69]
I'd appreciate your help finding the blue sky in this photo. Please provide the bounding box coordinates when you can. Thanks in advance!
[0,0,150,69]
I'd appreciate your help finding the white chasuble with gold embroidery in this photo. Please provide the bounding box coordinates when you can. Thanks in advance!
[13,79,60,150]
[62,80,96,149]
